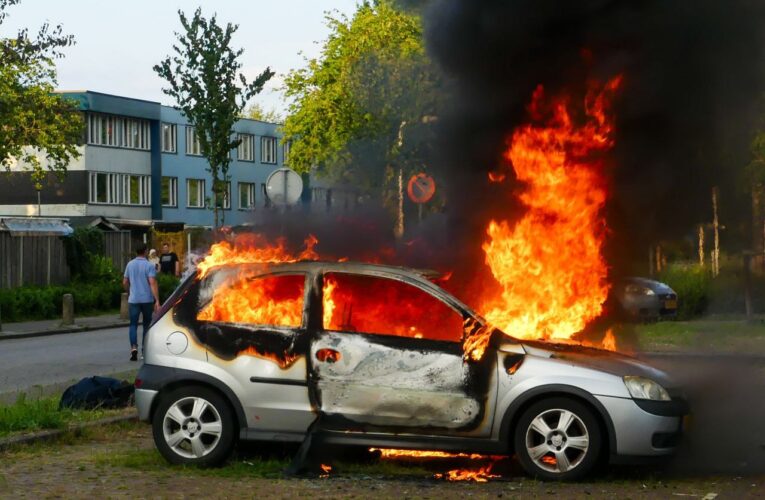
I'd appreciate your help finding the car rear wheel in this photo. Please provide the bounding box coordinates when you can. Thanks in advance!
[514,397,602,481]
[152,386,235,467]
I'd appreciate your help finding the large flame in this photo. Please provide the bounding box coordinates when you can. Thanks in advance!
[466,78,621,359]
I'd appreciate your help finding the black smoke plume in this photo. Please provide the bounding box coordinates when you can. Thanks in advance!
[424,0,765,273]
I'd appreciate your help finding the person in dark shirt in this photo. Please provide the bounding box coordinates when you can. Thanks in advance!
[159,242,180,276]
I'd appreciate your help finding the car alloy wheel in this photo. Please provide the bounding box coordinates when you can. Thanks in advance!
[152,386,235,466]
[514,397,602,480]
[162,396,223,459]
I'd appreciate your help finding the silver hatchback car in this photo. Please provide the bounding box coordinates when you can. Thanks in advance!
[135,261,688,480]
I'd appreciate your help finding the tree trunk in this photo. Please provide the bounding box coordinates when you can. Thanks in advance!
[712,186,720,277]
[394,167,404,239]
[698,225,705,267]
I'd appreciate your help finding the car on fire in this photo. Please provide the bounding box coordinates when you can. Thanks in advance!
[135,261,688,480]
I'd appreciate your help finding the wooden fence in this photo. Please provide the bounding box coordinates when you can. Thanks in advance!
[0,230,132,289]
[0,232,70,289]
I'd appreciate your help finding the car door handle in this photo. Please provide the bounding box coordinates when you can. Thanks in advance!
[316,348,341,363]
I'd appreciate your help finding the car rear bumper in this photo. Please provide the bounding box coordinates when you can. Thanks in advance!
[596,395,686,458]
[135,388,158,422]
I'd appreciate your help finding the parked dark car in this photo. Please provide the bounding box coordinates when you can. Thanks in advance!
[615,277,678,322]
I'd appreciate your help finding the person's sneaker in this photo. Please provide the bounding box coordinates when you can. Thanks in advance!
[130,349,138,361]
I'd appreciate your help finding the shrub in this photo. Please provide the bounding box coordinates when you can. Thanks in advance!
[658,263,711,319]
[0,280,122,322]
[157,273,181,303]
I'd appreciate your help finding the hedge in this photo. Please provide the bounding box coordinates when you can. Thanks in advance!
[0,280,123,323]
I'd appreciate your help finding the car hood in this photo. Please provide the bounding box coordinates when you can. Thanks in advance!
[500,338,674,387]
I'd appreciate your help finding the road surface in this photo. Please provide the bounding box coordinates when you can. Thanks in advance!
[0,327,139,396]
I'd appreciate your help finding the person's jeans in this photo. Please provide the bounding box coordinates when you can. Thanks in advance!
[128,302,154,349]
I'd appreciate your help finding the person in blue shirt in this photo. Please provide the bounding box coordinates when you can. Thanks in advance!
[123,244,160,361]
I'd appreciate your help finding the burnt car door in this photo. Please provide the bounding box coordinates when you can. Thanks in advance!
[188,268,315,435]
[308,271,495,436]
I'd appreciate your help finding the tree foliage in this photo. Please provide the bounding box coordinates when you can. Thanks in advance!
[0,0,83,191]
[282,0,441,195]
[154,8,273,228]
[244,102,284,124]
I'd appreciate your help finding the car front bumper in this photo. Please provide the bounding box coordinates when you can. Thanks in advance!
[596,395,687,458]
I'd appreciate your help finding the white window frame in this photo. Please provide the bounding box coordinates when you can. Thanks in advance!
[214,181,231,210]
[161,176,178,207]
[161,123,177,153]
[187,178,206,208]
[237,133,254,162]
[185,126,202,156]
[282,140,291,165]
[238,182,255,210]
[260,136,277,164]
[86,113,150,150]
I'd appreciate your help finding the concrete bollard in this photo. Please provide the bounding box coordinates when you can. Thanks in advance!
[62,293,74,326]
[120,293,129,320]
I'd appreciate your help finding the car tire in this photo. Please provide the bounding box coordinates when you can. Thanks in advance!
[513,397,602,481]
[152,385,236,467]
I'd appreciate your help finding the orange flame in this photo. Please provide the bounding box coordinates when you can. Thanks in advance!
[601,328,617,352]
[466,77,622,359]
[370,448,489,460]
[435,462,501,483]
[196,233,318,278]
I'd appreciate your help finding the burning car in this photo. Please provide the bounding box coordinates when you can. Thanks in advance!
[135,261,688,481]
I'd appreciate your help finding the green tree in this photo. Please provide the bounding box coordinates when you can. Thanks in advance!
[282,0,441,231]
[244,102,283,123]
[154,8,273,228]
[0,0,83,198]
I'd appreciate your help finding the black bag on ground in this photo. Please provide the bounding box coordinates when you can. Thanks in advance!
[59,376,135,410]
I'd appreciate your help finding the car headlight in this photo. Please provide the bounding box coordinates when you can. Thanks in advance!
[623,376,671,401]
[625,284,655,296]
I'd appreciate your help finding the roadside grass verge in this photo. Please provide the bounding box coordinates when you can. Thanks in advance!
[635,317,765,353]
[0,393,133,438]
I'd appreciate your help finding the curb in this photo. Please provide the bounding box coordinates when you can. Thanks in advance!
[0,321,129,342]
[638,351,765,361]
[0,413,138,452]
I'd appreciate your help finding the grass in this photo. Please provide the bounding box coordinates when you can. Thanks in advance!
[635,316,765,353]
[0,393,132,438]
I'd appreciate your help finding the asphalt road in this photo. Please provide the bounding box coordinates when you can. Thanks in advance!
[0,327,139,396]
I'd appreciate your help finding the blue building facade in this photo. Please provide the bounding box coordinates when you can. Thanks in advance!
[0,91,290,227]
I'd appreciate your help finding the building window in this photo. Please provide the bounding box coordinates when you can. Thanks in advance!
[161,123,177,153]
[187,178,206,208]
[88,172,150,205]
[122,174,150,205]
[261,136,277,164]
[237,134,254,162]
[282,140,291,165]
[238,182,255,209]
[214,181,231,210]
[161,177,178,207]
[186,126,201,156]
[87,113,150,150]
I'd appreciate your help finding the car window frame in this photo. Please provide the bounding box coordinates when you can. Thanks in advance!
[319,269,468,344]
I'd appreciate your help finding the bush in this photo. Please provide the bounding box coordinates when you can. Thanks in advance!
[157,273,181,303]
[0,280,122,323]
[658,263,711,319]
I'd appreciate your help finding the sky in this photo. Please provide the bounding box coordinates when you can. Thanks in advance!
[2,0,360,114]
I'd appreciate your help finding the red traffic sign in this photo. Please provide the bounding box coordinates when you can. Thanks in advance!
[407,173,436,204]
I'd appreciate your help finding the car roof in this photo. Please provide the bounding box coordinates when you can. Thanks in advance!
[201,260,443,281]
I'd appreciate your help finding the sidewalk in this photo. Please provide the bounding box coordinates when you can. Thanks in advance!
[0,313,129,341]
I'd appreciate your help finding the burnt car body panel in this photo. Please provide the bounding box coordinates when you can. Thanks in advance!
[136,261,687,466]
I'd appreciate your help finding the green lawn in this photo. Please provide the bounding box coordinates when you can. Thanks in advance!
[0,393,132,438]
[635,317,765,354]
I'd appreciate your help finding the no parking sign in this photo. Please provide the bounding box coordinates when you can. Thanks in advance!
[407,173,436,204]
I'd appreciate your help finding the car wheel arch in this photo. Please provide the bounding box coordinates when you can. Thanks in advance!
[499,384,616,457]
[150,378,247,432]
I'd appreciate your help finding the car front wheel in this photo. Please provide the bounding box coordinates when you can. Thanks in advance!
[514,397,602,480]
[152,386,236,467]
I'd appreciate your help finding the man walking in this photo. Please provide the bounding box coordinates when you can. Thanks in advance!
[159,242,180,277]
[123,244,160,361]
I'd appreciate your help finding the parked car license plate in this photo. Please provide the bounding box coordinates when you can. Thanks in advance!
[665,299,678,309]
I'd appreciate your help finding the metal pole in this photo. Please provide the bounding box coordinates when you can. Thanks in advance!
[37,190,42,217]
